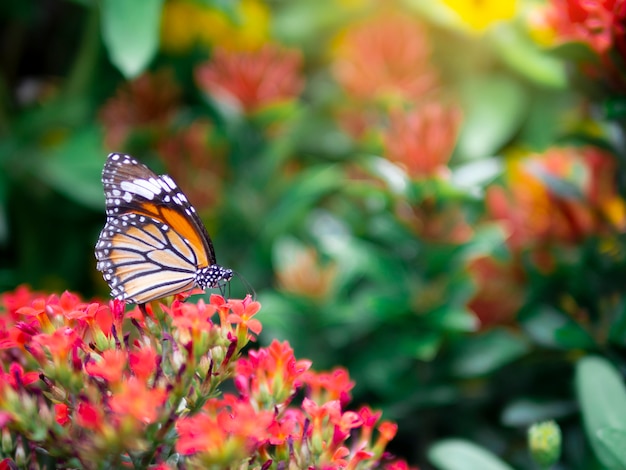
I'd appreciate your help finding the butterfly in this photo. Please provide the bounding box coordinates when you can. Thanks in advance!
[95,153,232,306]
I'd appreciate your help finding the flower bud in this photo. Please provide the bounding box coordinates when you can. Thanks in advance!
[2,428,13,453]
[528,420,561,468]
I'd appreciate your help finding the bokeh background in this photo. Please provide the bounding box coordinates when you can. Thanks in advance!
[3,0,626,468]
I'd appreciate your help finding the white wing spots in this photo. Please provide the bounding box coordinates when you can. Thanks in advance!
[161,175,177,190]
[123,192,132,203]
[120,180,156,200]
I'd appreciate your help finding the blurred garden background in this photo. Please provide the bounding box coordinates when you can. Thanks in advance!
[3,0,626,468]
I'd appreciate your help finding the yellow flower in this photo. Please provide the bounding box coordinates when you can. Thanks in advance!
[441,0,517,32]
[226,0,271,51]
[161,0,199,53]
[161,0,270,54]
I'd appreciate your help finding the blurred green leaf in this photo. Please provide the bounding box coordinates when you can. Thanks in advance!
[456,75,527,160]
[427,307,478,333]
[429,439,515,470]
[609,300,626,346]
[597,428,626,468]
[262,165,345,240]
[548,42,599,63]
[100,0,164,78]
[501,399,576,427]
[491,24,567,89]
[37,128,105,209]
[450,328,529,377]
[450,157,503,193]
[458,223,508,261]
[576,356,626,470]
[522,306,595,349]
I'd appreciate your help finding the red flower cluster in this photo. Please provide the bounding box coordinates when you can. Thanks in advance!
[543,0,625,54]
[195,45,304,114]
[0,287,413,469]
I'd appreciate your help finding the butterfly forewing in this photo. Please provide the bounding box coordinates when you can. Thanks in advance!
[95,153,223,304]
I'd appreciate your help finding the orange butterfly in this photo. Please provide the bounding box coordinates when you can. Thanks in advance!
[95,153,232,305]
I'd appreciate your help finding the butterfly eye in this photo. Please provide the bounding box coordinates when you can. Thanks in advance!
[95,153,233,305]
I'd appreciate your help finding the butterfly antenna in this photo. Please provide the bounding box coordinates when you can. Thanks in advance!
[234,270,256,301]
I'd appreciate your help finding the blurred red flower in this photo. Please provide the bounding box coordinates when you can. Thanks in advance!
[543,0,620,53]
[383,103,462,180]
[195,45,303,113]
[486,147,625,252]
[99,70,181,148]
[158,119,225,212]
[467,256,526,327]
[332,11,438,103]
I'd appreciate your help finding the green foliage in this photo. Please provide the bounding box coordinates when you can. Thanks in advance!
[429,439,515,470]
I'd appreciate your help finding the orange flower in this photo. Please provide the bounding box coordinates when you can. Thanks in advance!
[383,104,462,180]
[195,45,303,113]
[276,247,338,299]
[129,344,158,381]
[332,11,438,103]
[85,349,126,383]
[487,147,625,251]
[109,377,167,424]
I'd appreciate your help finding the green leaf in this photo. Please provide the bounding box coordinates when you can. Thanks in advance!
[100,0,164,78]
[450,328,529,377]
[598,428,626,468]
[262,165,345,240]
[491,24,567,88]
[429,439,515,470]
[37,128,105,209]
[427,307,478,333]
[450,157,503,192]
[456,75,527,160]
[576,356,626,470]
[522,306,595,349]
[501,399,576,427]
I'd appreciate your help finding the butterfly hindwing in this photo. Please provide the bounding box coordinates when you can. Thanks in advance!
[96,214,198,303]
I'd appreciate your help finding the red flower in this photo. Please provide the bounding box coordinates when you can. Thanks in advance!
[383,104,462,180]
[544,0,618,53]
[32,327,83,361]
[76,401,103,430]
[237,340,312,404]
[332,11,438,103]
[85,349,127,383]
[227,295,263,335]
[0,363,39,389]
[99,70,181,148]
[109,378,167,424]
[54,403,70,426]
[302,368,354,406]
[129,344,158,381]
[467,256,525,327]
[168,298,217,339]
[195,45,303,113]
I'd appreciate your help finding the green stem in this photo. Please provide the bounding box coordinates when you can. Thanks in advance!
[64,3,100,98]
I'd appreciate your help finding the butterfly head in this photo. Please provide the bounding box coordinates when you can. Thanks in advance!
[197,264,233,289]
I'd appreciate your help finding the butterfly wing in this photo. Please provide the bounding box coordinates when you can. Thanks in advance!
[95,153,216,303]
